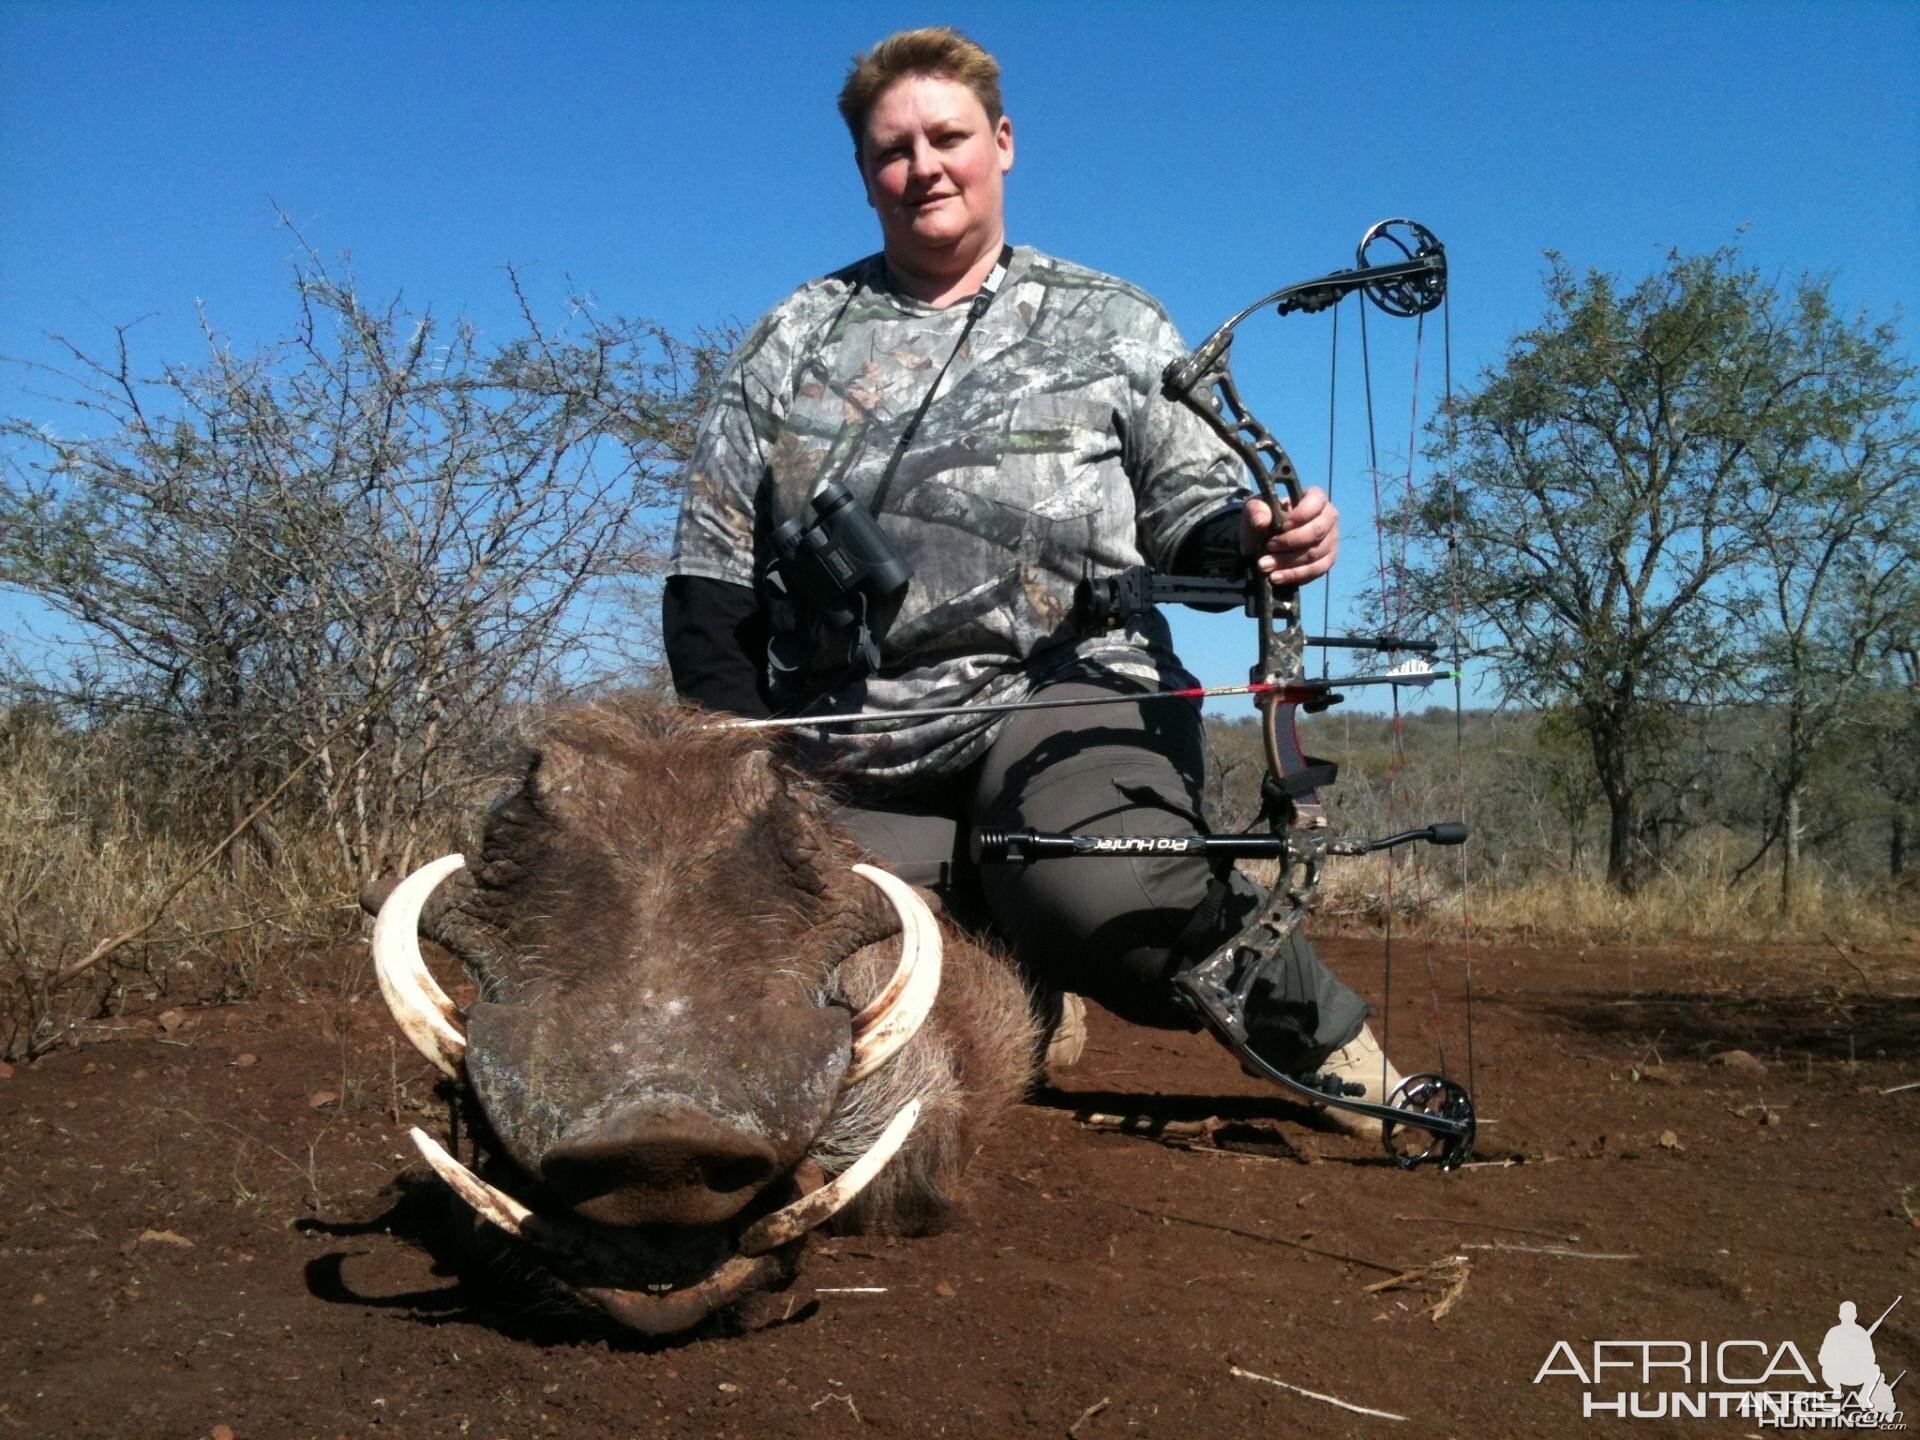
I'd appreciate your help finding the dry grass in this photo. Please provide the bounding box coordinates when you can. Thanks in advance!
[1309,849,1918,948]
[5,710,1911,1062]
[0,720,362,1060]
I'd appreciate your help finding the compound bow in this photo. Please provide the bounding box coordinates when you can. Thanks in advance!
[977,219,1478,1169]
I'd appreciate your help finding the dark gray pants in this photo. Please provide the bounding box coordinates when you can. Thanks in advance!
[828,680,1368,1070]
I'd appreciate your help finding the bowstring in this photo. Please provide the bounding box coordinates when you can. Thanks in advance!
[1359,279,1456,1091]
[1401,310,1452,1082]
[1442,290,1478,1104]
[1319,303,1339,684]
[1357,294,1394,1092]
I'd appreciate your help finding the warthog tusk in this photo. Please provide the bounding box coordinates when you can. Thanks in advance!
[410,1127,534,1237]
[372,853,469,1077]
[845,864,942,1083]
[738,1099,920,1256]
[579,1254,790,1337]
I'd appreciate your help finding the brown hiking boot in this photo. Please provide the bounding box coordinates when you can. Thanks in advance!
[1039,991,1087,1073]
[1316,1024,1403,1139]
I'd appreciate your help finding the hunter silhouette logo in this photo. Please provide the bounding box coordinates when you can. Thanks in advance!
[1532,1292,1907,1427]
[1821,1298,1905,1420]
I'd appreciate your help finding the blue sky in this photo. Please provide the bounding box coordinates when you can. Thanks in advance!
[3,0,1916,700]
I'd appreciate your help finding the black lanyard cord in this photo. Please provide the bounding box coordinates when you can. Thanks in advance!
[868,243,1014,517]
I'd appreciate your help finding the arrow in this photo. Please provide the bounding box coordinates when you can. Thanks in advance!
[719,669,1452,732]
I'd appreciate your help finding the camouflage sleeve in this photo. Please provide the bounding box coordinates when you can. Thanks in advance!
[1119,300,1251,572]
[666,311,795,588]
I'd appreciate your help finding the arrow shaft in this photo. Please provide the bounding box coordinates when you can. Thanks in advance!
[720,670,1450,733]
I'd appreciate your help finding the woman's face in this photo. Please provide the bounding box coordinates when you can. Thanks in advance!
[858,73,1014,276]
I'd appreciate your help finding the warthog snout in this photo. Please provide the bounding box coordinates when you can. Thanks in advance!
[541,1102,783,1227]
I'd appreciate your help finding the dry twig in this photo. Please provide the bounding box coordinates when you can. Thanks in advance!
[1461,1241,1637,1260]
[1430,1259,1472,1321]
[1460,1155,1563,1170]
[1076,1111,1298,1162]
[1230,1365,1407,1421]
[1066,1396,1110,1437]
[1082,1113,1220,1141]
[1363,1253,1472,1322]
[1100,1196,1407,1274]
[810,1392,862,1423]
[1821,931,1878,994]
[1392,1213,1577,1242]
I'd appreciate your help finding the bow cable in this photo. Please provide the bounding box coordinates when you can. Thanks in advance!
[1442,282,1480,1106]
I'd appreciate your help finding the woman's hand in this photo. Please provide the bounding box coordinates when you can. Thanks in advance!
[1240,487,1340,586]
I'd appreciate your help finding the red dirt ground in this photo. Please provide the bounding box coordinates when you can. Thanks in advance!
[4,934,1916,1439]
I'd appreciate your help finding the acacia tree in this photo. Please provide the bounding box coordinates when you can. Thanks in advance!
[1737,454,1919,910]
[1861,627,1920,879]
[1,243,717,876]
[1401,248,1916,892]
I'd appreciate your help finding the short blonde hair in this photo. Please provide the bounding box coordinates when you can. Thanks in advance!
[837,27,1003,153]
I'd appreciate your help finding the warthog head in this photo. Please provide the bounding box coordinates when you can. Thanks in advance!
[371,701,1035,1334]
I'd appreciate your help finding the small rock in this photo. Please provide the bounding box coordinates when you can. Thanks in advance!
[30,1293,45,1306]
[308,1091,339,1109]
[1658,1130,1684,1150]
[0,1061,13,1080]
[139,1228,194,1248]
[157,1009,187,1033]
[233,1054,258,1069]
[212,1426,237,1440]
[933,1281,957,1299]
[1708,1050,1766,1074]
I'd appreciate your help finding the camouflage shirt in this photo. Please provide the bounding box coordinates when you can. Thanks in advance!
[667,246,1248,791]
